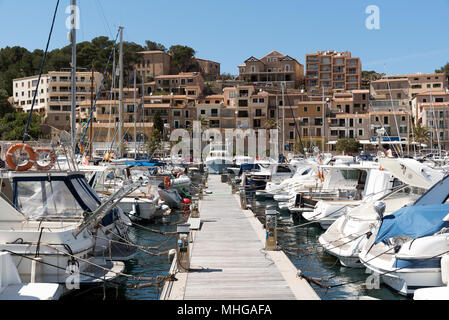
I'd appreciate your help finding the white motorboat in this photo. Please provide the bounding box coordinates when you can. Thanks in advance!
[90,165,169,221]
[359,173,449,296]
[319,158,438,268]
[246,161,296,191]
[319,185,423,268]
[0,170,127,292]
[303,163,400,229]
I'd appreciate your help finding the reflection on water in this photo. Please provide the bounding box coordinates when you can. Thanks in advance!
[66,199,407,300]
[254,198,407,300]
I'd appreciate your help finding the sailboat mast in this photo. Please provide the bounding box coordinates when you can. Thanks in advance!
[90,63,94,160]
[134,69,137,158]
[71,0,77,153]
[118,26,124,158]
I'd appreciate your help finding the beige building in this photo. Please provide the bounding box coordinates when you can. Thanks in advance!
[238,51,304,89]
[136,51,172,81]
[305,50,362,95]
[371,73,447,100]
[13,70,102,131]
[145,72,205,98]
[136,51,221,81]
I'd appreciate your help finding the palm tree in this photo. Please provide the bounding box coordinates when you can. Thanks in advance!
[263,118,279,130]
[197,115,210,131]
[411,123,430,149]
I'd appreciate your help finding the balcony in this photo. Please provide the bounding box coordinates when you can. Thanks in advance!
[334,59,345,66]
[307,57,319,63]
[307,64,319,71]
[333,67,344,73]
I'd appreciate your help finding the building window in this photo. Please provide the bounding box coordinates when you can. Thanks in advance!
[358,129,363,136]
[201,110,205,115]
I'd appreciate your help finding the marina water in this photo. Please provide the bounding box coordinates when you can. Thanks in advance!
[66,202,407,300]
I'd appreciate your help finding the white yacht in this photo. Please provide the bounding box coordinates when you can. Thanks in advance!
[302,163,400,229]
[319,158,441,268]
[90,165,169,221]
[0,169,127,292]
[359,173,449,296]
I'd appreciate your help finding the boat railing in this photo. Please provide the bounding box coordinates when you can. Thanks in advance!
[73,180,142,238]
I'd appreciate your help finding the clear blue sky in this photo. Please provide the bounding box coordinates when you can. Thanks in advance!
[1,0,449,75]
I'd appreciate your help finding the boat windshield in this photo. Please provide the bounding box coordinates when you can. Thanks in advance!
[16,180,83,218]
[14,175,100,219]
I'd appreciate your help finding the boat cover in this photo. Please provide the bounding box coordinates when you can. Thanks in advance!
[375,203,449,244]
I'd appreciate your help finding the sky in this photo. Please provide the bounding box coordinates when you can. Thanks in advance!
[1,0,449,75]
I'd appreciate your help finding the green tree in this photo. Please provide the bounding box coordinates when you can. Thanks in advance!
[436,63,449,74]
[169,45,196,73]
[153,111,164,134]
[0,112,42,141]
[197,115,210,131]
[362,70,385,82]
[411,123,430,146]
[144,41,167,52]
[336,138,361,154]
[148,129,162,155]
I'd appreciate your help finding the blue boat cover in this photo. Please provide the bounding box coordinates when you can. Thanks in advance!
[239,163,259,176]
[375,203,449,244]
[124,162,157,167]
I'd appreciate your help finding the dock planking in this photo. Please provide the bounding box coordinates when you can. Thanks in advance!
[162,175,319,300]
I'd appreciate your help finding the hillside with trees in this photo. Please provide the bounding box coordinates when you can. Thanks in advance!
[0,36,201,140]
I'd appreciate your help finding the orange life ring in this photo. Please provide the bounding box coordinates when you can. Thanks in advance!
[164,176,172,190]
[6,143,36,172]
[35,149,57,171]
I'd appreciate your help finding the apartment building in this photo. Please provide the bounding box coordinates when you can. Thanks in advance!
[238,51,304,89]
[371,73,447,100]
[305,50,362,95]
[145,72,205,98]
[136,51,221,81]
[412,91,449,149]
[223,85,270,131]
[13,70,102,131]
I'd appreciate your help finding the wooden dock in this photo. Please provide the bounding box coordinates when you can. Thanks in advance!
[161,175,319,300]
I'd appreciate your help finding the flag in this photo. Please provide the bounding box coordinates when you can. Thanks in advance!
[81,154,89,166]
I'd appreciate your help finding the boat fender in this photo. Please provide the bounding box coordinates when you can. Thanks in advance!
[133,201,141,217]
[6,143,36,171]
[164,176,172,190]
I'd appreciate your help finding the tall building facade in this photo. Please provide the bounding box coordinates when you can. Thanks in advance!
[13,70,102,131]
[305,50,362,95]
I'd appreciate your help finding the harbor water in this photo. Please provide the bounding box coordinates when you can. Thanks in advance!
[66,199,407,300]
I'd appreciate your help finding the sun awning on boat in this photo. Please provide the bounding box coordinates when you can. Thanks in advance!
[375,203,449,244]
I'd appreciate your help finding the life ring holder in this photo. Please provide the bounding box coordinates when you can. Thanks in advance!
[164,176,172,190]
[6,143,36,172]
[35,149,57,171]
